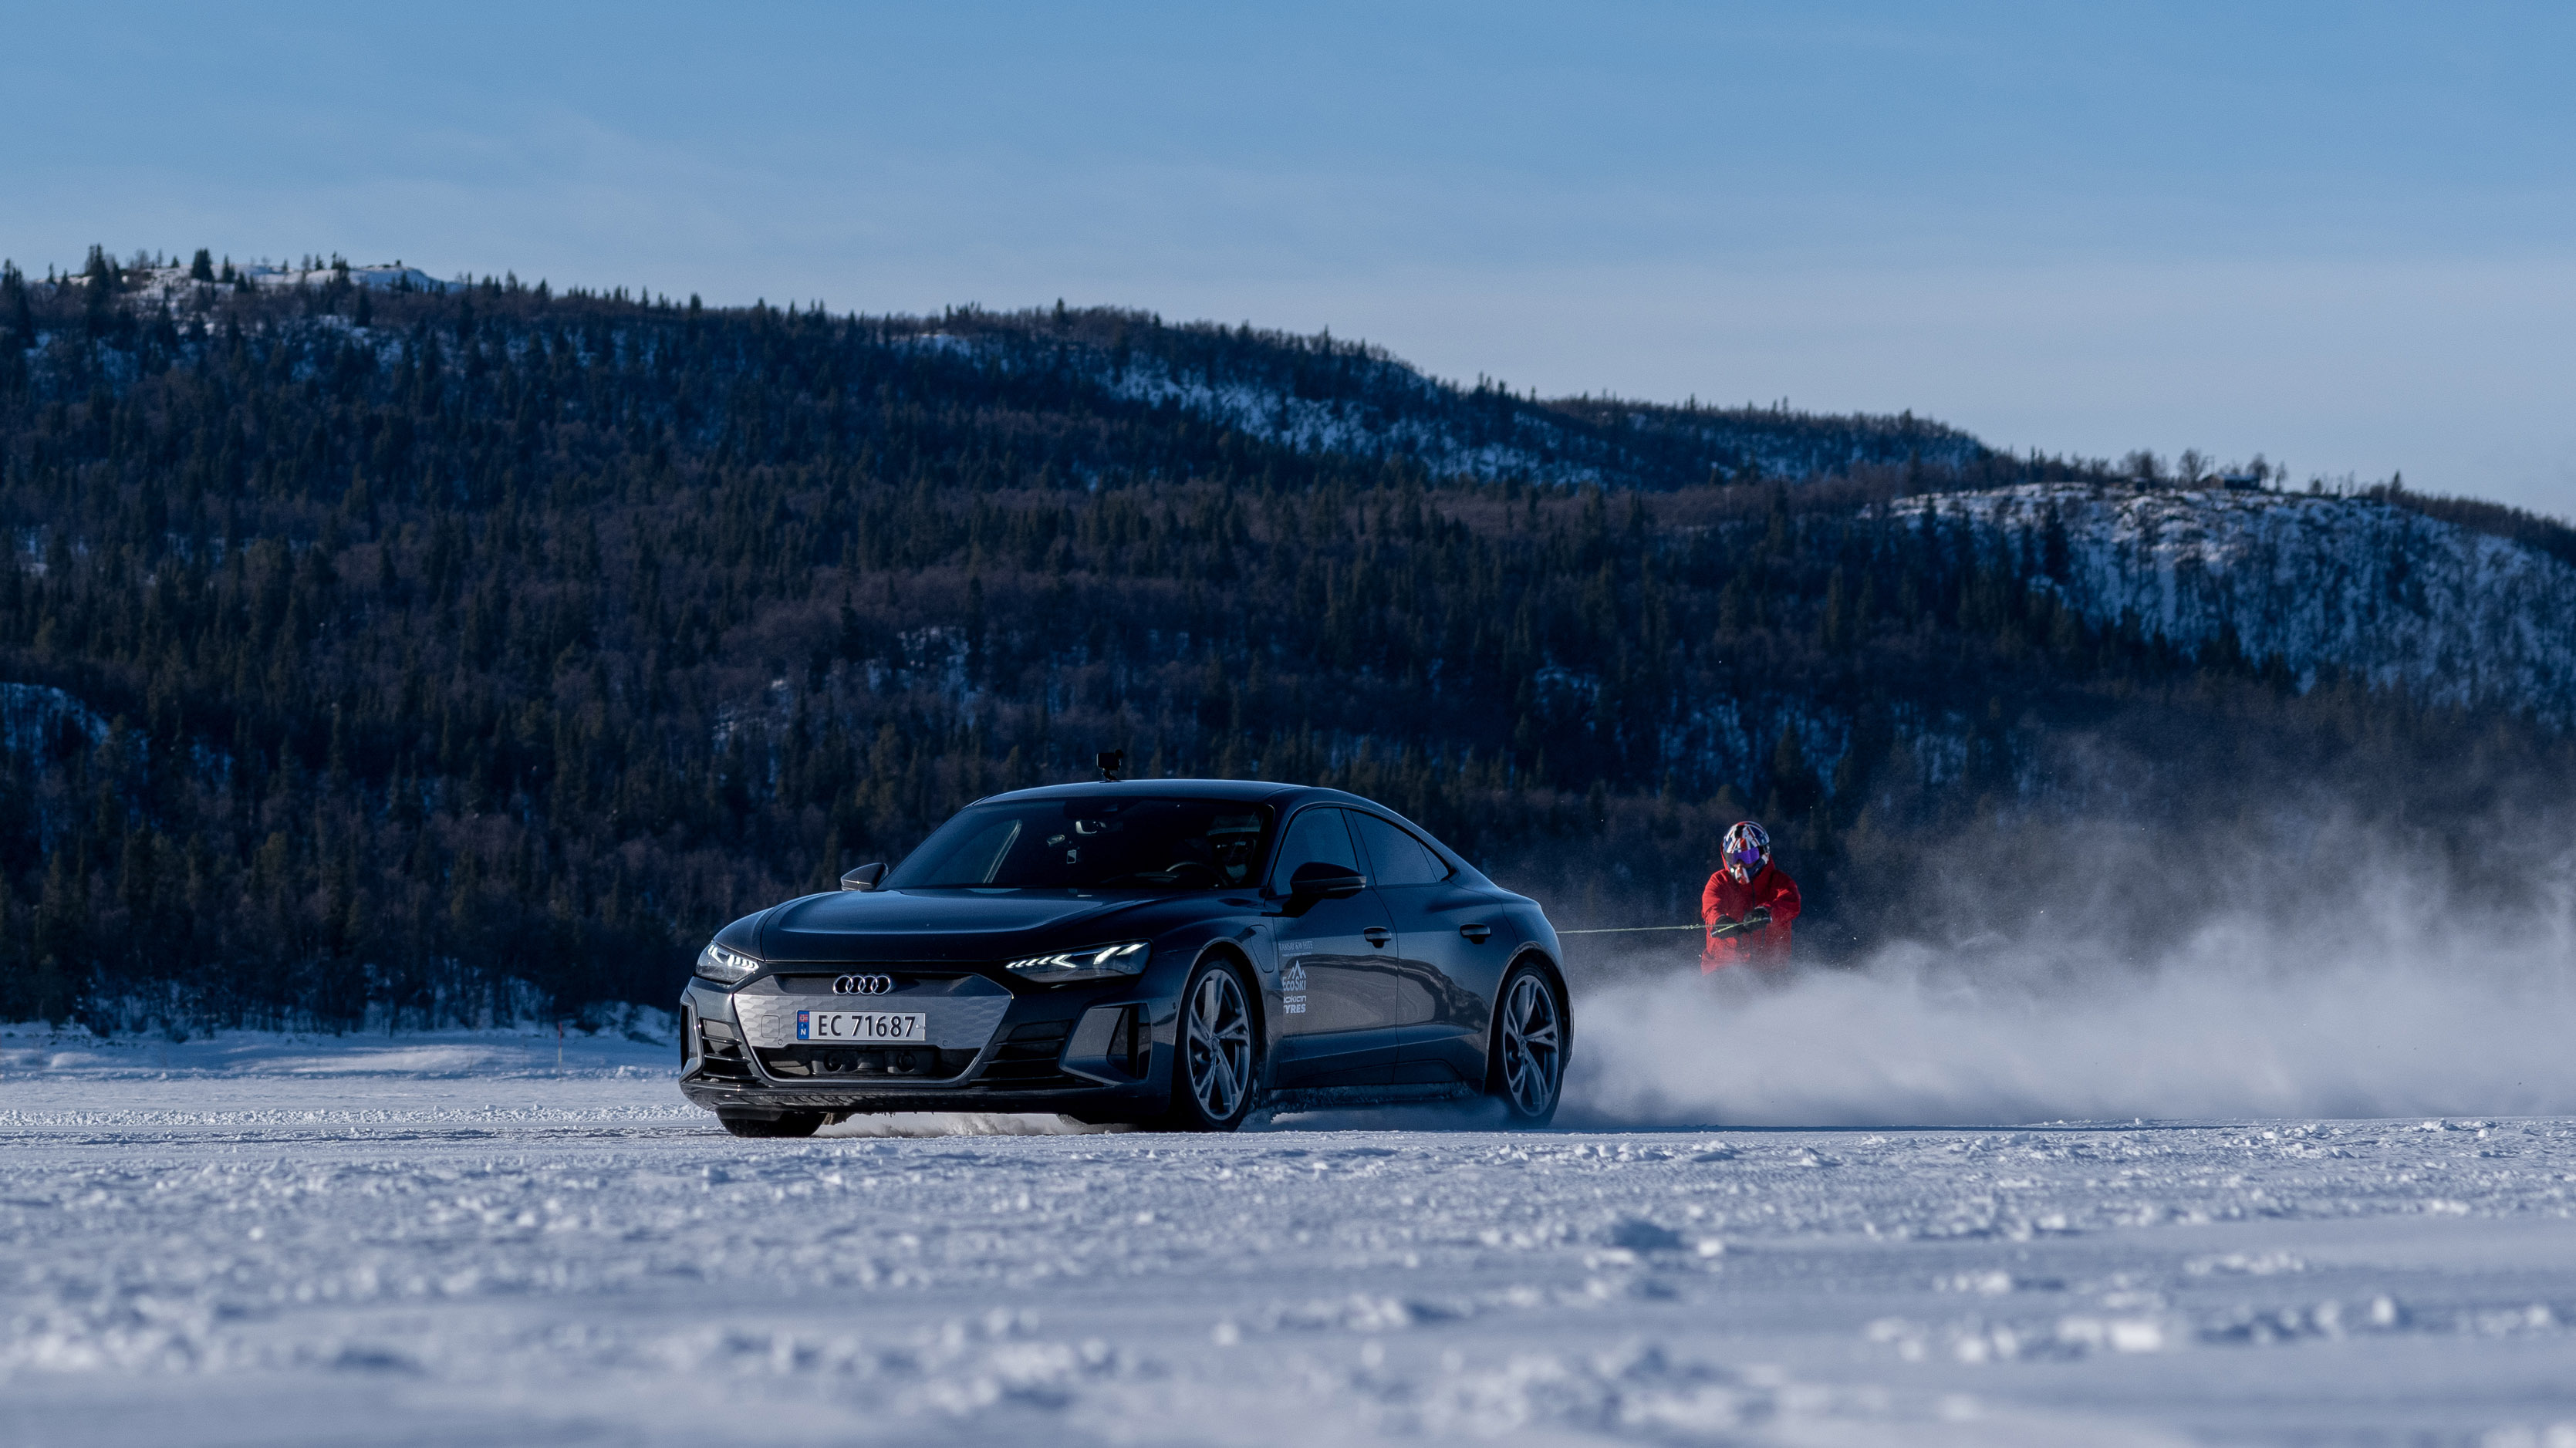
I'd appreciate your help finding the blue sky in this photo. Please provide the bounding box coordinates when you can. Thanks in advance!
[8,2,2574,514]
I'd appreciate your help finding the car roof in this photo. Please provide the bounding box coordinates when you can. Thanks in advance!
[972,778,1373,810]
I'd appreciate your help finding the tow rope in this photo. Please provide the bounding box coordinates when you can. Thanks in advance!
[1555,924,1707,935]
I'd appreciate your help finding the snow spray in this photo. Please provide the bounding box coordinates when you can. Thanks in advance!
[1556,822,2576,1127]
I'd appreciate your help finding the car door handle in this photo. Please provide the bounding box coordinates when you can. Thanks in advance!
[1363,927,1392,949]
[1458,923,1492,943]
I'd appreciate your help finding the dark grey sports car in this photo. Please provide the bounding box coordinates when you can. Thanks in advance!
[677,778,1568,1135]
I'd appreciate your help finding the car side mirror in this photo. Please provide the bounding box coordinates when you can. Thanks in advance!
[1287,861,1366,900]
[840,862,888,893]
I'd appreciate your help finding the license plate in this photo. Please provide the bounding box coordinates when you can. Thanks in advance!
[795,1011,927,1043]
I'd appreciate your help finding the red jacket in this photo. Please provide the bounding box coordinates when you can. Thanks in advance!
[1701,862,1801,971]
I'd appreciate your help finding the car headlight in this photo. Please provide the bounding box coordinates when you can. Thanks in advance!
[694,940,761,985]
[1004,940,1150,984]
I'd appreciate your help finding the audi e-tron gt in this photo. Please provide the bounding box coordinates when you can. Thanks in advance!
[677,780,1569,1135]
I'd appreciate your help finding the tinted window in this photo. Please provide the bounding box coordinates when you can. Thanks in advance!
[1351,813,1448,886]
[1268,807,1360,890]
[886,798,1271,890]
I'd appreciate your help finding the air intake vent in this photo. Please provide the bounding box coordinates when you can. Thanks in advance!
[978,1019,1078,1088]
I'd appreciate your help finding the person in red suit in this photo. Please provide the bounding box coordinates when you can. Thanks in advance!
[1701,820,1801,972]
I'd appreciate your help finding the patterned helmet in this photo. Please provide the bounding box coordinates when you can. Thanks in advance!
[1721,821,1771,880]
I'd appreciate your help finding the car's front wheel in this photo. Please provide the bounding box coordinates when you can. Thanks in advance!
[1153,956,1258,1132]
[1486,963,1565,1126]
[718,1112,824,1138]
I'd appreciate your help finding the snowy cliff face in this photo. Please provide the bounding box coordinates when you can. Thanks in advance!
[1896,484,2576,725]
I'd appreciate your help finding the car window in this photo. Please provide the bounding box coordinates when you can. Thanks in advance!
[919,814,1024,885]
[886,798,1273,889]
[1268,807,1360,891]
[1350,812,1449,886]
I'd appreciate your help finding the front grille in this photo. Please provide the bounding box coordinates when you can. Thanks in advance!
[976,1020,1079,1089]
[731,974,1009,1055]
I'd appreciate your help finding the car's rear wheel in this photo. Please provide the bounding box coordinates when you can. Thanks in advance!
[1153,956,1258,1132]
[1486,963,1565,1126]
[718,1111,824,1138]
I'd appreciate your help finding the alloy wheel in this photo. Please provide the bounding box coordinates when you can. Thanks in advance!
[1498,971,1562,1116]
[1185,967,1254,1120]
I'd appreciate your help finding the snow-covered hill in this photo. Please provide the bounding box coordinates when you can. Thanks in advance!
[15,267,1983,489]
[1897,484,2576,726]
[1055,339,1987,486]
[884,315,1993,488]
[67,261,457,302]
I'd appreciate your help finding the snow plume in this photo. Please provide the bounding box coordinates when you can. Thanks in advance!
[1561,816,2576,1127]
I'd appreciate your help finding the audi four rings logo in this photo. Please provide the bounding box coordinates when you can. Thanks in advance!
[833,974,896,995]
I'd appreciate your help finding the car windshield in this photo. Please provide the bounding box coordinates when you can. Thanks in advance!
[884,798,1274,891]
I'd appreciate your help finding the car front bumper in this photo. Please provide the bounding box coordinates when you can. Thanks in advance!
[675,972,1172,1122]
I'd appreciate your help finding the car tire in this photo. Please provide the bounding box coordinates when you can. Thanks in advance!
[1150,955,1259,1132]
[718,1112,825,1138]
[1485,961,1565,1126]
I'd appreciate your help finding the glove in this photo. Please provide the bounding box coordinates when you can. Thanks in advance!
[1742,906,1773,929]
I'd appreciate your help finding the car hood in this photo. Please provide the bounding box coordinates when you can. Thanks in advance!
[752,889,1172,964]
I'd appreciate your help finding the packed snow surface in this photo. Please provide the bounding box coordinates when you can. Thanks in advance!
[5,1020,2574,1447]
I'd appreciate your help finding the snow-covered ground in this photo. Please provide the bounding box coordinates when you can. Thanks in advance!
[5,1008,2573,1448]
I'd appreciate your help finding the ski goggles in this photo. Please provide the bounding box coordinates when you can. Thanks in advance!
[1725,844,1764,869]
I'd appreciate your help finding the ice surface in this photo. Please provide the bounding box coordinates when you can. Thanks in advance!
[5,1025,2574,1446]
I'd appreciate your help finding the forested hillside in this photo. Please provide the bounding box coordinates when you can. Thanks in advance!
[4,251,2572,1033]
